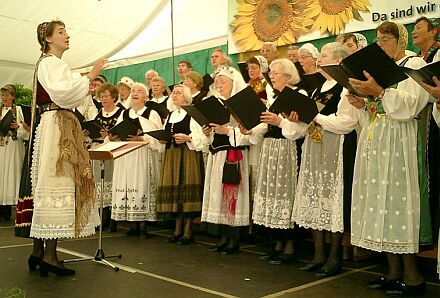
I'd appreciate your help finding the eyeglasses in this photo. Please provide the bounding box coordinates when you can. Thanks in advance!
[374,36,397,44]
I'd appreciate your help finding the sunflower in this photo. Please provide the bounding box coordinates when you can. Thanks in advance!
[230,0,314,52]
[304,0,371,35]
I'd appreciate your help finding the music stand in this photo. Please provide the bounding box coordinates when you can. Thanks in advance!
[62,141,148,271]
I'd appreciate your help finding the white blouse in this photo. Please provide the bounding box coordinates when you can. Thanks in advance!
[37,55,89,109]
[165,108,206,151]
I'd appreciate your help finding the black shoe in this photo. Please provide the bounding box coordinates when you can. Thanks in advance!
[269,252,297,265]
[168,233,182,243]
[315,264,343,277]
[299,262,325,272]
[107,220,117,232]
[367,275,400,290]
[139,230,149,239]
[126,228,140,236]
[177,236,193,245]
[259,250,282,262]
[221,244,240,255]
[28,255,42,271]
[385,280,426,296]
[208,242,227,252]
[40,261,75,277]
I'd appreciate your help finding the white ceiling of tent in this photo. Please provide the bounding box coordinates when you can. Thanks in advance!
[0,0,228,87]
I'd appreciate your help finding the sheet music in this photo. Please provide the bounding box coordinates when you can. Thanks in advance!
[90,141,129,152]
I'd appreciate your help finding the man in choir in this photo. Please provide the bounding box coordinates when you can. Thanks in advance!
[260,42,277,65]
[177,60,193,84]
[286,45,299,63]
[145,69,159,100]
[210,49,227,72]
[116,76,134,109]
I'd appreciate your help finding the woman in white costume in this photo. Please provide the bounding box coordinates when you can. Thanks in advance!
[241,59,308,264]
[0,84,28,221]
[348,21,429,295]
[292,43,360,276]
[29,20,105,276]
[201,66,250,254]
[110,83,162,238]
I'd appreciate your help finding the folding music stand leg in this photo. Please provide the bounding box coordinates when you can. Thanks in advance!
[61,160,121,271]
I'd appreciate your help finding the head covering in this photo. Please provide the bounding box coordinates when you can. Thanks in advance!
[94,75,107,84]
[428,18,440,42]
[354,33,368,49]
[299,43,319,59]
[38,22,49,42]
[253,56,269,73]
[215,66,247,99]
[395,22,409,55]
[0,84,16,97]
[117,76,134,89]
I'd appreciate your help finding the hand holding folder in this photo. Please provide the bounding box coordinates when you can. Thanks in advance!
[108,118,142,141]
[320,43,408,96]
[403,61,440,88]
[223,86,266,130]
[182,96,230,127]
[270,87,320,124]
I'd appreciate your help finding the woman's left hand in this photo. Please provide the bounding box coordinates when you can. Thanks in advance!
[173,133,191,144]
[260,111,281,126]
[421,76,440,100]
[349,70,384,98]
[282,111,299,122]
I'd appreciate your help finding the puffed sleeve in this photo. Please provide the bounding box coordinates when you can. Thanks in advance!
[37,56,89,109]
[140,110,163,152]
[187,118,207,151]
[314,89,363,134]
[279,118,308,140]
[382,57,430,120]
[228,127,252,146]
[15,106,29,141]
[248,122,268,145]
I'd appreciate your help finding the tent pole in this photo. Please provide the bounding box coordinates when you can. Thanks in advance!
[170,0,176,85]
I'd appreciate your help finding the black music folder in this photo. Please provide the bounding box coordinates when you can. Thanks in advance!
[298,72,326,93]
[238,62,250,83]
[108,118,142,141]
[145,129,173,142]
[19,105,31,126]
[145,100,170,119]
[403,61,440,87]
[270,87,319,124]
[223,86,266,130]
[182,96,230,127]
[320,42,408,96]
[82,120,103,140]
[0,110,13,136]
[202,74,214,92]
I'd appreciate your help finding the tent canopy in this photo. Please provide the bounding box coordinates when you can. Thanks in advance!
[0,0,228,88]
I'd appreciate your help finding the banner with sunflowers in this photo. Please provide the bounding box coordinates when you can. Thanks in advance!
[228,0,439,53]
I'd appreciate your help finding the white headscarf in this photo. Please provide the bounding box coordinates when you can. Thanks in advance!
[215,66,247,99]
[253,56,269,73]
